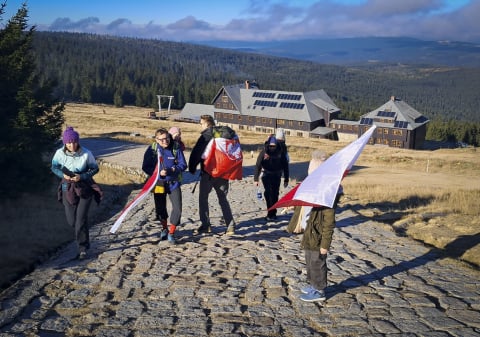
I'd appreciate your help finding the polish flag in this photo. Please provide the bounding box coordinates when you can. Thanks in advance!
[269,125,376,210]
[110,152,161,234]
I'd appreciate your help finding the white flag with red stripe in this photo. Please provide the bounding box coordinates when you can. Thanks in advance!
[269,125,376,210]
[110,152,161,234]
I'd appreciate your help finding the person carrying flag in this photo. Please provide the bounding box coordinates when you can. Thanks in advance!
[286,150,343,302]
[188,115,237,235]
[142,128,187,244]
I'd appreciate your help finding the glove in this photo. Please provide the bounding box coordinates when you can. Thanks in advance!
[283,179,289,188]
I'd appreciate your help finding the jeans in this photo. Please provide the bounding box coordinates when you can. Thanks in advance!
[305,249,328,291]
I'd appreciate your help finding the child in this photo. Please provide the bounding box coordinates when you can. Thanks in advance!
[286,150,342,302]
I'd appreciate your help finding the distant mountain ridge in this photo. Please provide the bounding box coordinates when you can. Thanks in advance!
[196,37,480,67]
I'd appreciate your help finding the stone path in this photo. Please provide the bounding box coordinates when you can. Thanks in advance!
[1,140,480,336]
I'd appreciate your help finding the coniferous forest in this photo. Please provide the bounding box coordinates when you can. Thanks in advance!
[31,32,480,145]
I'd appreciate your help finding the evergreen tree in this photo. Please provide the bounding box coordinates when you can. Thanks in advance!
[0,3,64,198]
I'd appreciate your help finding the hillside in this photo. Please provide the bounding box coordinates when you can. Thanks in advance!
[199,37,480,67]
[32,32,480,124]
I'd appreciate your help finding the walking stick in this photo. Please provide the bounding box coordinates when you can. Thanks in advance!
[191,171,201,193]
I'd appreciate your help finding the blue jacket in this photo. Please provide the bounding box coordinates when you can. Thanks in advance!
[142,140,187,192]
[51,145,99,192]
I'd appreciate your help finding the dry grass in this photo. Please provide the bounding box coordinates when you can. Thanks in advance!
[1,102,478,290]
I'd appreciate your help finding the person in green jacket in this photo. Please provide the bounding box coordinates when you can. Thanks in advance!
[286,150,342,302]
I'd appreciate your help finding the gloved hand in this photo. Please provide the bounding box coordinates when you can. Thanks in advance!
[283,179,289,188]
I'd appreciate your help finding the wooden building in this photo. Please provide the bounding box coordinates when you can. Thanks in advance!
[179,80,341,139]
[330,96,429,149]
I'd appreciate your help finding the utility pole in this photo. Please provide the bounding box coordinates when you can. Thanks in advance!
[157,95,174,119]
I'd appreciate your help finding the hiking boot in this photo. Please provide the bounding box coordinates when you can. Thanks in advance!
[300,285,315,294]
[225,225,235,235]
[160,229,168,240]
[167,233,177,244]
[300,289,326,302]
[193,224,211,235]
[265,215,277,222]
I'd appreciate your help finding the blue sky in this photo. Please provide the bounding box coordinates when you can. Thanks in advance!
[3,0,479,42]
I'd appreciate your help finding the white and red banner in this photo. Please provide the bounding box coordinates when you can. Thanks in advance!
[110,153,161,234]
[269,125,376,210]
[202,137,243,180]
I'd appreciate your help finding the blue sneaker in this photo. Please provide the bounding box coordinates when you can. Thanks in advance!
[300,285,315,294]
[167,233,177,244]
[160,229,168,240]
[300,289,326,302]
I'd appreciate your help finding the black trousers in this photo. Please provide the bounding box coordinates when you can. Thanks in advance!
[153,186,182,226]
[261,173,281,217]
[63,193,92,253]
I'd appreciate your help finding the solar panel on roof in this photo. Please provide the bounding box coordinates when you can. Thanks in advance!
[360,118,373,125]
[378,111,395,117]
[277,94,301,101]
[394,121,409,128]
[254,100,278,107]
[253,92,275,99]
[279,102,305,109]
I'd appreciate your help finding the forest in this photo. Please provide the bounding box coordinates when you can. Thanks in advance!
[31,32,479,146]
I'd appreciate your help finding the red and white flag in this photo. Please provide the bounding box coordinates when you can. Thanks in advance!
[269,125,376,210]
[110,152,161,234]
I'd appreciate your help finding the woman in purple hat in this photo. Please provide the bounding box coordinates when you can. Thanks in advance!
[51,127,102,260]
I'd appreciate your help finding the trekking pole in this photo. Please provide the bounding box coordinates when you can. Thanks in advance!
[191,172,201,193]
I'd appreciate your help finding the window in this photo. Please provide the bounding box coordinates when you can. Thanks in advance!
[277,119,285,125]
[384,128,389,134]
[222,95,229,103]
[393,129,403,136]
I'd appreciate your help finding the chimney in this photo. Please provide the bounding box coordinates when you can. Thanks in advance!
[391,96,396,101]
[245,80,250,90]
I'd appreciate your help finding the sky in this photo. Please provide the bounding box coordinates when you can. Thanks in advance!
[2,0,480,43]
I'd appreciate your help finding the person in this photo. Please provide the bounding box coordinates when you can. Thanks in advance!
[286,150,343,302]
[254,135,289,221]
[168,126,186,152]
[51,127,103,260]
[142,128,187,244]
[188,114,236,235]
[275,128,290,162]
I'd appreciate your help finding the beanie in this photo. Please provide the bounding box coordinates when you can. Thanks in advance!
[62,127,79,144]
[168,126,180,136]
[275,128,285,140]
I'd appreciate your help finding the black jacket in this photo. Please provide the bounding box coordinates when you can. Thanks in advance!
[188,127,213,174]
[253,142,289,182]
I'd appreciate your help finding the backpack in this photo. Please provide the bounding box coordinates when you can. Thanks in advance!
[202,126,243,180]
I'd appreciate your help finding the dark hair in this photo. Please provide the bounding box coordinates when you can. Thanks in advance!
[155,128,169,136]
[200,115,215,127]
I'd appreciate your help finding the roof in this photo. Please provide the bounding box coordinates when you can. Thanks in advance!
[360,97,429,130]
[179,103,214,122]
[210,84,340,123]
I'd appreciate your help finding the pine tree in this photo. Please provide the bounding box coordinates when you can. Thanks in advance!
[0,3,64,198]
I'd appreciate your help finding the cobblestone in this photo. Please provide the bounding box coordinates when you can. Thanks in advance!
[0,139,479,336]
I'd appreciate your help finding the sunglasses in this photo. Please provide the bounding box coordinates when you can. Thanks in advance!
[156,137,169,142]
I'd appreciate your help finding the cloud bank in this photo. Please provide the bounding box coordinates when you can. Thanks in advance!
[36,0,480,43]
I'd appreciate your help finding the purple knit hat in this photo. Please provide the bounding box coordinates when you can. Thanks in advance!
[62,127,79,144]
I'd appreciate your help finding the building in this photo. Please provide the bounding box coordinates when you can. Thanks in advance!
[330,96,429,149]
[179,82,429,149]
[178,80,341,140]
